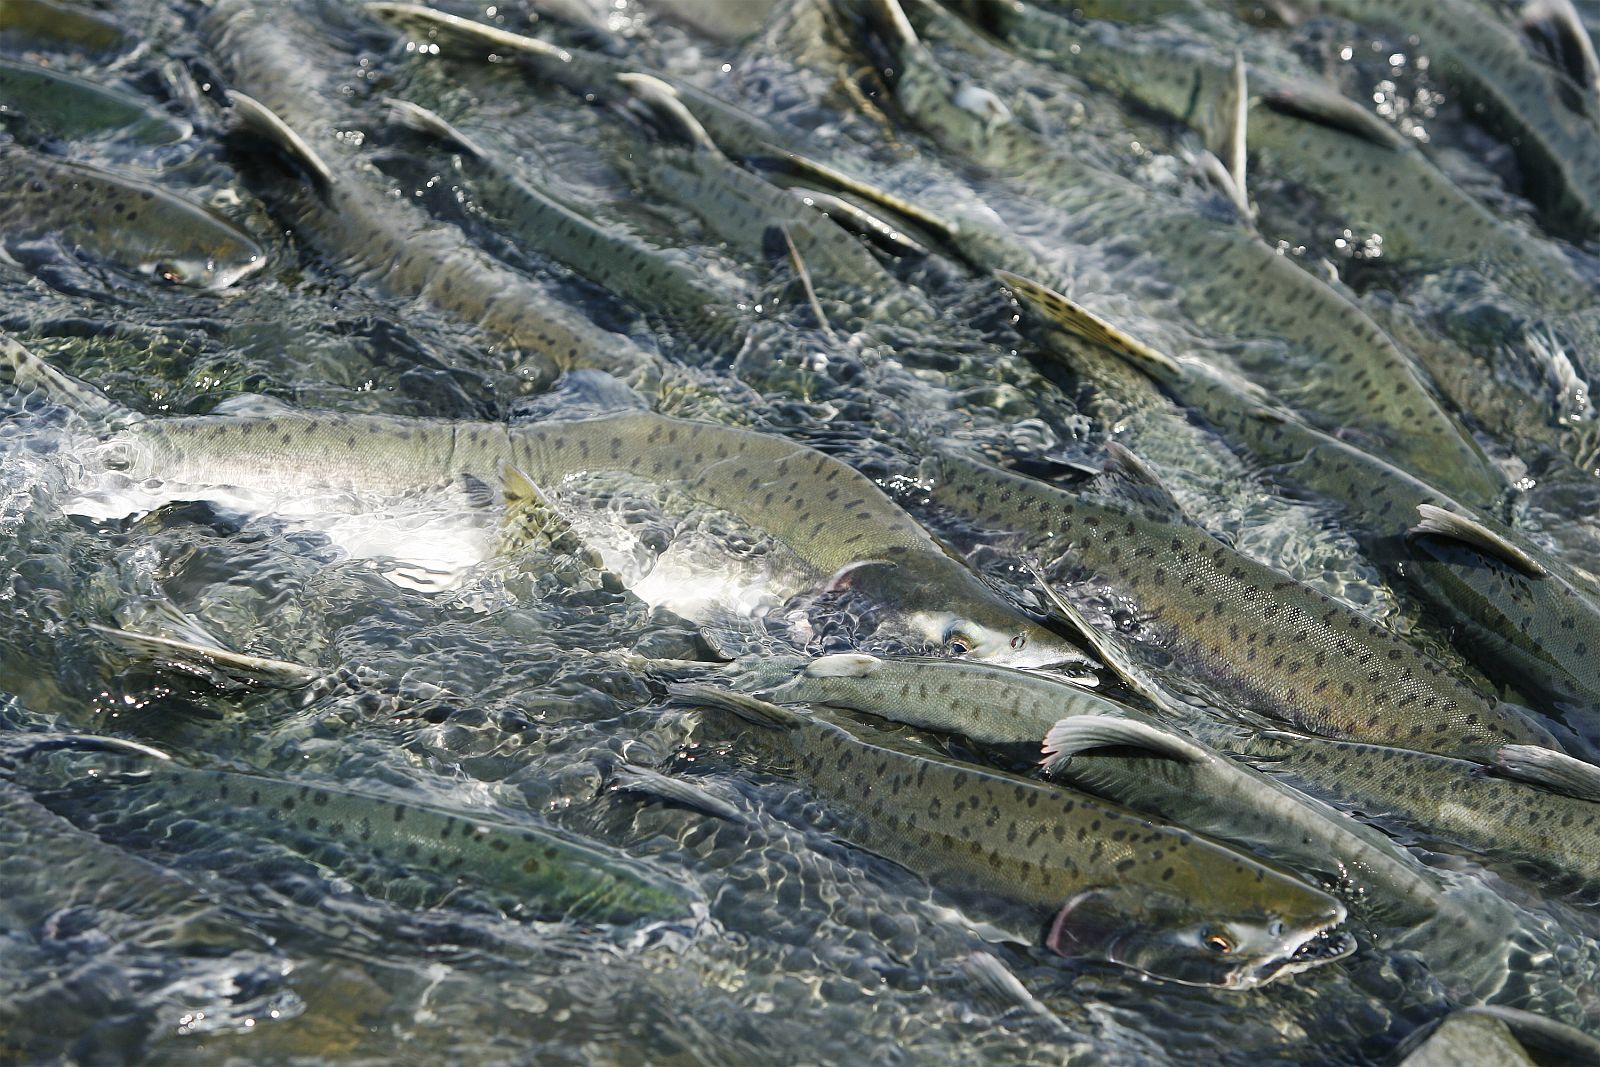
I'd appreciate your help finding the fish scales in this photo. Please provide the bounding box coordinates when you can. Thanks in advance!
[16,746,692,924]
[202,0,649,388]
[923,451,1555,761]
[975,4,1596,313]
[683,686,1348,988]
[0,143,265,290]
[852,0,1500,504]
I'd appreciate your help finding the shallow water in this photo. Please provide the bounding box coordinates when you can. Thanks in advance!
[3,0,1600,1063]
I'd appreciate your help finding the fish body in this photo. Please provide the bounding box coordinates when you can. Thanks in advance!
[0,143,264,289]
[203,0,651,390]
[920,447,1558,762]
[0,58,193,146]
[678,684,1352,989]
[970,3,1595,312]
[3,336,1075,668]
[11,742,692,924]
[846,0,1500,505]
[1290,0,1600,241]
[745,652,1442,918]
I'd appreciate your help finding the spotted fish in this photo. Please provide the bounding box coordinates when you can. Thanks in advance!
[672,682,1353,989]
[202,0,654,391]
[918,441,1574,767]
[835,0,1501,505]
[0,57,193,146]
[9,737,693,924]
[1,336,1078,669]
[961,1,1597,315]
[738,652,1442,919]
[0,143,264,290]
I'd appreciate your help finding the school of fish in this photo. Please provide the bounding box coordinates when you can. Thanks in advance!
[2,0,1599,1063]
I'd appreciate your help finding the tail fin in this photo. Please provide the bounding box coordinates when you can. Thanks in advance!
[667,683,807,729]
[0,333,138,429]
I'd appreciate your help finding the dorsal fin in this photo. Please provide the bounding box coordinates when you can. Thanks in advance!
[803,653,883,679]
[1194,148,1251,222]
[364,2,566,61]
[1495,744,1600,802]
[775,224,836,339]
[610,762,743,821]
[1259,77,1407,150]
[23,734,173,762]
[615,72,719,152]
[1093,442,1184,517]
[1040,714,1208,776]
[788,187,930,256]
[225,90,335,188]
[771,149,959,240]
[90,623,322,688]
[1410,504,1547,578]
[383,97,488,158]
[210,392,298,418]
[1208,49,1251,219]
[668,682,808,729]
[1521,0,1600,93]
[498,460,618,588]
[994,270,1182,383]
[1025,569,1179,713]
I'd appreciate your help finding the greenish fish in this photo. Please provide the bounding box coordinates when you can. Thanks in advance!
[738,651,1442,920]
[997,269,1600,751]
[0,0,129,57]
[11,737,693,925]
[0,143,264,290]
[1282,0,1600,241]
[2,336,1079,669]
[962,1,1597,315]
[383,98,738,344]
[0,57,193,146]
[673,682,1354,989]
[202,0,655,391]
[837,0,1502,505]
[918,441,1567,765]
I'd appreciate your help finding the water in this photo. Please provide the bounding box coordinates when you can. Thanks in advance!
[2,0,1599,1062]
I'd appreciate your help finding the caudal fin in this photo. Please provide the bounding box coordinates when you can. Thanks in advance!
[0,333,137,429]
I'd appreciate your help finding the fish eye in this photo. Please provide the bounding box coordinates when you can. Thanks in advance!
[1009,633,1027,651]
[155,262,184,285]
[1203,932,1235,954]
[944,628,974,656]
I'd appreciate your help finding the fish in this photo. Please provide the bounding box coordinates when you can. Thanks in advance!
[0,143,265,290]
[917,438,1580,768]
[1281,0,1600,242]
[1,335,1081,669]
[740,651,1443,920]
[201,0,656,392]
[382,98,739,344]
[962,2,1598,316]
[0,57,193,146]
[834,0,1503,506]
[1407,506,1600,727]
[0,0,129,57]
[671,682,1354,989]
[998,269,1600,752]
[9,735,694,924]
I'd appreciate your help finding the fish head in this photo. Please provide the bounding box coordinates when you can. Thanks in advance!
[908,606,1084,670]
[1045,883,1352,989]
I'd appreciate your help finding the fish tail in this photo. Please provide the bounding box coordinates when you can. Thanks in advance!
[667,683,807,729]
[0,333,138,429]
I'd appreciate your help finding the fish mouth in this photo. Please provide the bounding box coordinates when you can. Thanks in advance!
[1243,928,1358,988]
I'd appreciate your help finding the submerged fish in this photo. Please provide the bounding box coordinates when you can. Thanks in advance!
[0,57,193,146]
[998,270,1600,752]
[964,2,1597,314]
[10,737,692,924]
[740,651,1442,919]
[202,0,655,391]
[1282,0,1600,242]
[673,683,1353,989]
[919,442,1569,766]
[0,143,264,290]
[835,0,1501,505]
[2,336,1078,669]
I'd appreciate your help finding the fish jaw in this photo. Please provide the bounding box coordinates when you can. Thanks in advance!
[1046,885,1350,989]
